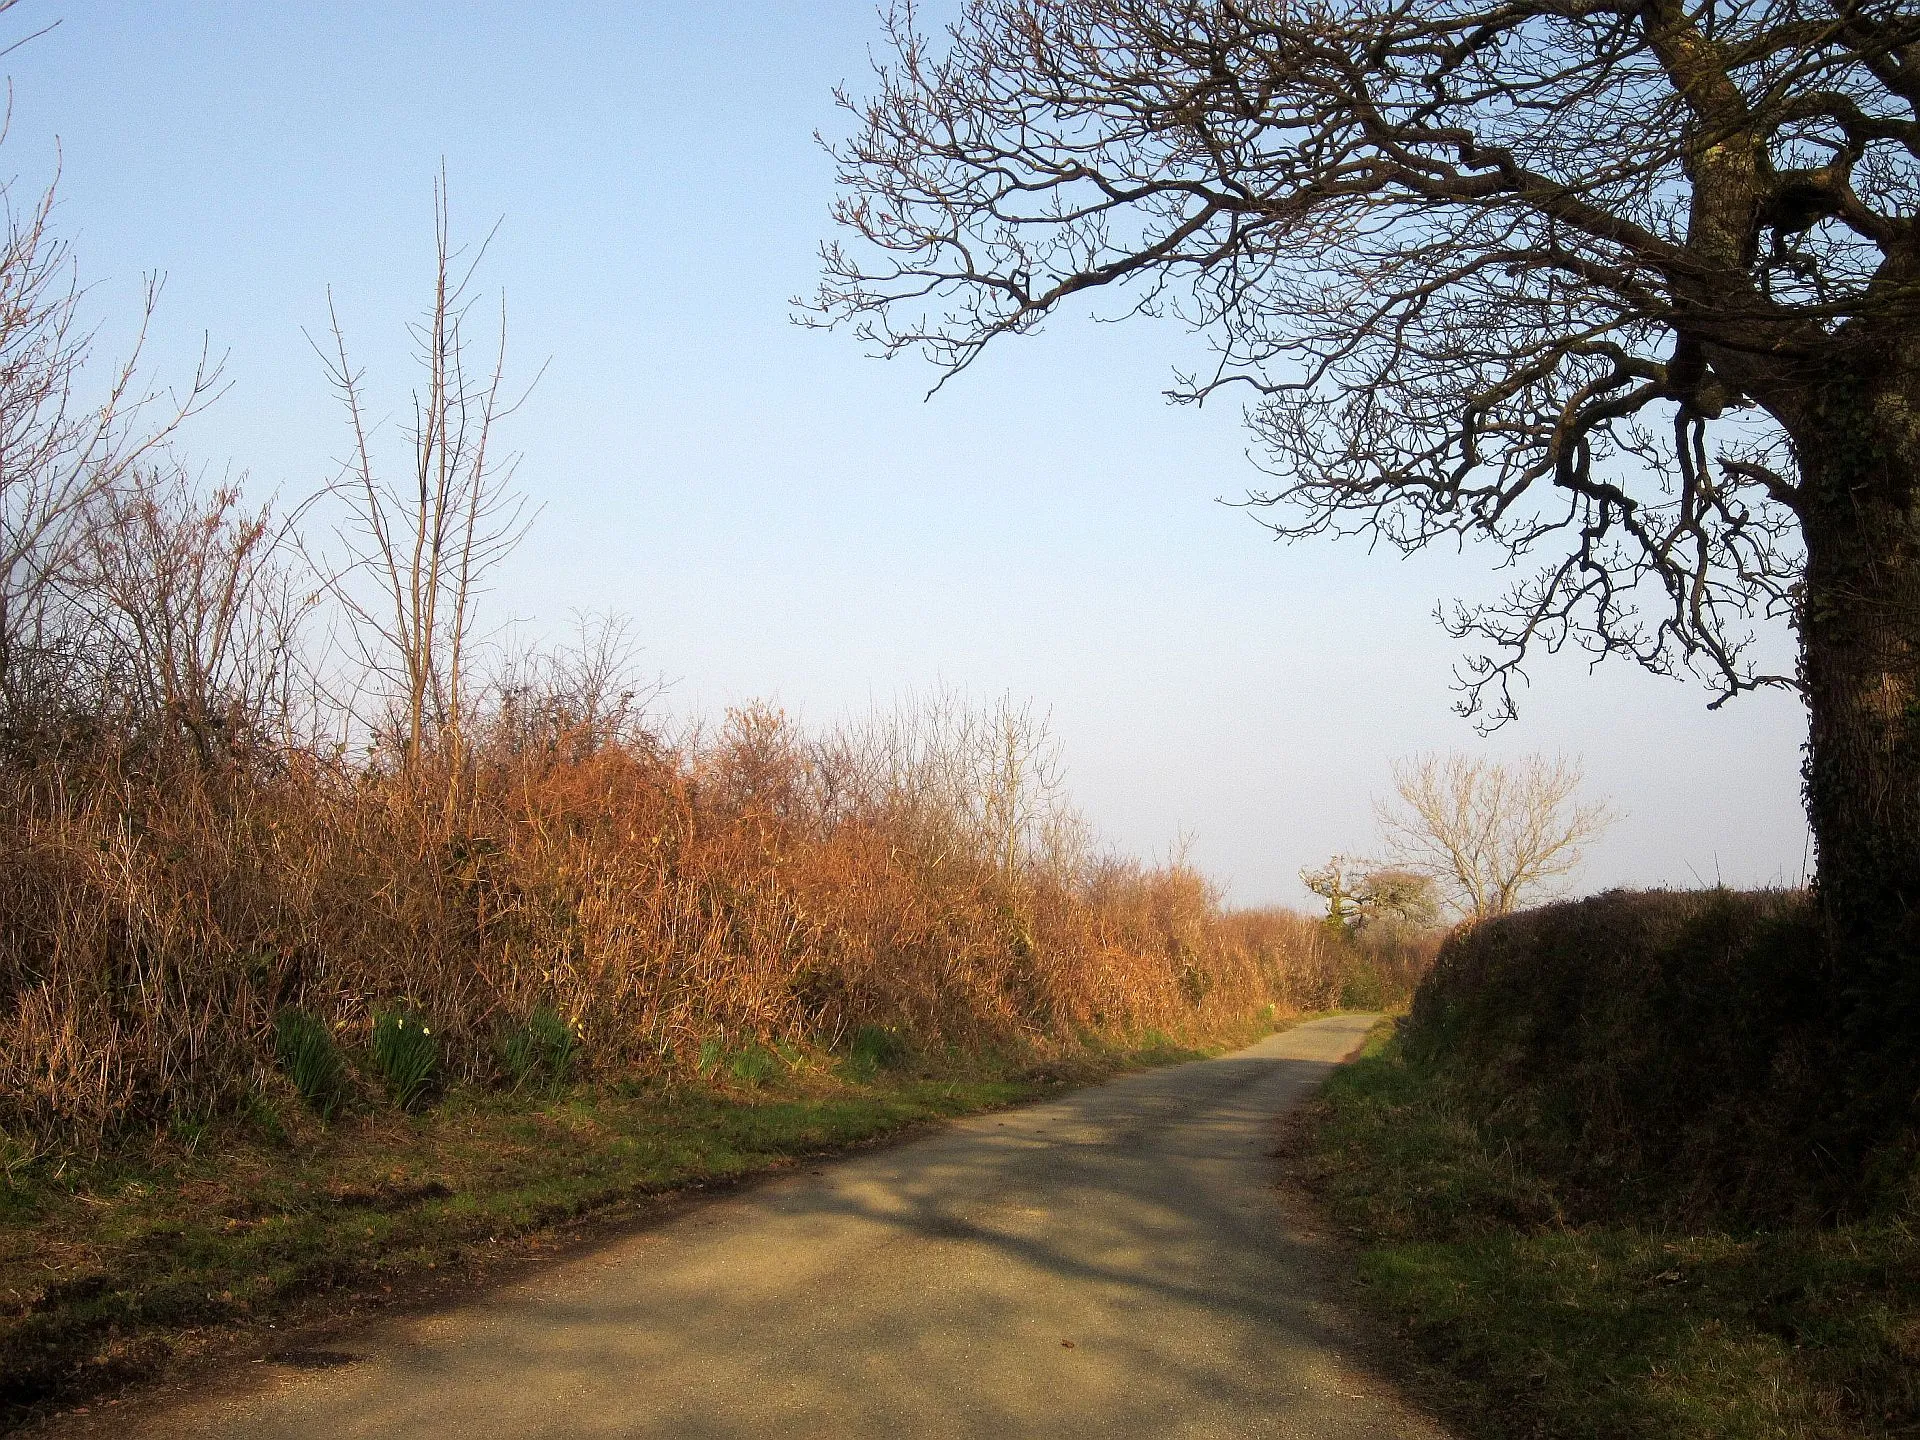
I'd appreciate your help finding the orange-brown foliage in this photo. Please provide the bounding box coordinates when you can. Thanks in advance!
[0,706,1345,1146]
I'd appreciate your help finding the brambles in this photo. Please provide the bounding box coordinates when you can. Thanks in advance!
[272,1009,349,1119]
[369,1010,439,1112]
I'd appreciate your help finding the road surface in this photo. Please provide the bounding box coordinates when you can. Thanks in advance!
[115,1013,1447,1439]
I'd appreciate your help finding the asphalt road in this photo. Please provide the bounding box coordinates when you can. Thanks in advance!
[117,1013,1448,1439]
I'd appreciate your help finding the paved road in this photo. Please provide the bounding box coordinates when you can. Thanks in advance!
[119,1014,1447,1439]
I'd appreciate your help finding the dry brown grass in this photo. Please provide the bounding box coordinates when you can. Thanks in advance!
[0,700,1351,1150]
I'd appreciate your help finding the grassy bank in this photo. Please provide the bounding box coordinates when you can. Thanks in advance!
[1289,1023,1920,1440]
[1,1025,1269,1432]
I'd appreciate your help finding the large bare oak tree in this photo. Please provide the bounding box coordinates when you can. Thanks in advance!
[808,0,1920,971]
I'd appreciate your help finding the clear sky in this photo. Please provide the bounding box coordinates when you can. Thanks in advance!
[4,2,1811,906]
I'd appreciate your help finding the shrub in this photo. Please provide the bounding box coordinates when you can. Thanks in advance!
[369,1009,439,1112]
[0,699,1347,1150]
[272,1009,349,1119]
[1337,963,1387,1011]
[500,1005,578,1091]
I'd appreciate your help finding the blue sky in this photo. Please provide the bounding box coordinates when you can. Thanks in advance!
[5,2,1810,904]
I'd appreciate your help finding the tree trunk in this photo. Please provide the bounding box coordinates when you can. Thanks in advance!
[1795,351,1920,1031]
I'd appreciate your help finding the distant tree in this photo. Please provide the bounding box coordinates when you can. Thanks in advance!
[1300,855,1364,932]
[808,0,1920,977]
[1351,866,1443,934]
[1377,753,1616,921]
[1303,854,1441,933]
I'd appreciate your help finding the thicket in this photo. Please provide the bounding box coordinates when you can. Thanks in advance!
[0,694,1373,1152]
[0,173,1386,1156]
[1405,888,1916,1225]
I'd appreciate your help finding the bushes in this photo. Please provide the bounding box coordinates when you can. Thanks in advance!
[0,707,1351,1149]
[1337,962,1387,1012]
[1404,889,1912,1224]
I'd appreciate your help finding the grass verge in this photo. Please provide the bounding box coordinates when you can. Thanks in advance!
[0,1024,1275,1432]
[1285,1022,1920,1440]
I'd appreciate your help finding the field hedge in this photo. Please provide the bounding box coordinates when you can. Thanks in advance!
[1406,889,1917,1224]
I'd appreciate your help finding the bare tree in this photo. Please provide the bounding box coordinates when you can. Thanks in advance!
[825,687,1079,881]
[316,172,536,782]
[1376,753,1616,921]
[0,176,222,731]
[73,464,312,762]
[976,692,1070,883]
[806,0,1920,966]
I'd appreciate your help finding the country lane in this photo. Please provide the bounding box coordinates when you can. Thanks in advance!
[100,1013,1449,1439]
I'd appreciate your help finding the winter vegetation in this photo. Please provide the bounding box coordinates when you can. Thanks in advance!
[0,164,1394,1165]
[11,0,1919,1428]
[801,0,1920,1431]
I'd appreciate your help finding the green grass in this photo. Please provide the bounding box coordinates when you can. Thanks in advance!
[271,1009,349,1119]
[1290,1023,1920,1439]
[499,1005,579,1092]
[844,1023,910,1079]
[0,1021,1290,1431]
[368,1008,440,1111]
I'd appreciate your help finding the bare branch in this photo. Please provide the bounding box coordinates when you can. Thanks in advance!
[313,174,538,792]
[808,0,1920,716]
